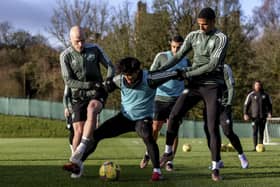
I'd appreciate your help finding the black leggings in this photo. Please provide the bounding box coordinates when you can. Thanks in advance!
[204,106,243,155]
[166,84,222,162]
[81,112,160,168]
[252,118,266,147]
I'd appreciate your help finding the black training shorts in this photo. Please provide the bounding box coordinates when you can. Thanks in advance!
[153,100,176,121]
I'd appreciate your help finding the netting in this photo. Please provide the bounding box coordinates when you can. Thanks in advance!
[264,117,280,145]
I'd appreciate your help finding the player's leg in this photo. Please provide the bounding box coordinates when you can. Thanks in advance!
[220,106,248,168]
[202,84,222,181]
[203,108,211,149]
[65,101,88,178]
[68,120,74,154]
[71,100,88,152]
[68,99,102,168]
[164,101,180,171]
[258,118,267,144]
[140,101,168,169]
[252,118,259,151]
[166,135,178,171]
[203,108,224,169]
[135,118,163,181]
[81,112,134,161]
[73,89,108,160]
[63,112,134,175]
[160,88,200,167]
[140,120,164,168]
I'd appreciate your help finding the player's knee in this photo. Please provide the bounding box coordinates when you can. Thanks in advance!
[153,124,162,132]
[222,127,231,137]
[136,120,153,139]
[74,127,83,137]
[138,128,150,139]
[87,101,102,117]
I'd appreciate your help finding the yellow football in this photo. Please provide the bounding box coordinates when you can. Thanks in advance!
[226,143,235,152]
[221,144,227,152]
[256,144,265,152]
[182,143,192,152]
[99,161,121,181]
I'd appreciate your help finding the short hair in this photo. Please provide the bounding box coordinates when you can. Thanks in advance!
[198,7,216,20]
[117,57,141,74]
[254,80,263,88]
[170,35,184,43]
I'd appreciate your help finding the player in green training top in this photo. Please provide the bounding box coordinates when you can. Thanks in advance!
[60,26,115,178]
[204,64,249,169]
[158,7,228,181]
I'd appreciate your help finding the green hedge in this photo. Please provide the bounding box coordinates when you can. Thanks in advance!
[0,114,68,137]
[0,114,138,138]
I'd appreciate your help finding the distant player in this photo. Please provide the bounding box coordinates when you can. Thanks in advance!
[244,80,272,150]
[63,57,180,181]
[204,64,249,169]
[140,35,189,171]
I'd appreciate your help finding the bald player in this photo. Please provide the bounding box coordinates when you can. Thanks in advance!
[60,26,115,178]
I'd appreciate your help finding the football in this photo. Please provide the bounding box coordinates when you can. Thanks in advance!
[99,161,121,181]
[226,143,235,152]
[256,144,265,152]
[182,143,192,152]
[221,144,227,152]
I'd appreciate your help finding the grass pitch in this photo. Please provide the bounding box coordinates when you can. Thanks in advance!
[0,137,280,187]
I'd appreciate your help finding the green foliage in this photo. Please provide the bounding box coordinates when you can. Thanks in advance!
[0,137,280,186]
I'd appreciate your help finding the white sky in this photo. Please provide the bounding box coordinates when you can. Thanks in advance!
[0,0,262,45]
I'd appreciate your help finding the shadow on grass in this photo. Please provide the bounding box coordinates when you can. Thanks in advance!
[1,164,280,187]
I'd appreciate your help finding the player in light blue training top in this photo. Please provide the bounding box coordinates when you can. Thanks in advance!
[63,57,179,181]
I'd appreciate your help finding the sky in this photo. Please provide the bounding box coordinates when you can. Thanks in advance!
[0,0,262,45]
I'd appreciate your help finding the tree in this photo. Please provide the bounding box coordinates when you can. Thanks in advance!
[135,1,171,68]
[0,21,13,46]
[48,0,111,47]
[251,0,280,116]
[253,0,280,30]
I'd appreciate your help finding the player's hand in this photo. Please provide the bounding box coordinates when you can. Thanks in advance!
[225,105,232,114]
[267,113,272,119]
[104,78,116,93]
[244,114,249,121]
[175,69,187,80]
[88,81,102,89]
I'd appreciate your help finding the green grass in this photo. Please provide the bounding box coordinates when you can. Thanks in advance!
[0,138,280,187]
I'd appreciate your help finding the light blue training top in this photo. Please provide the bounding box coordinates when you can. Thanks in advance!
[120,70,156,120]
[150,51,188,101]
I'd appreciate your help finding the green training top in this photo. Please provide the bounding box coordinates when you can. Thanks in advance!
[60,43,115,99]
[159,29,228,85]
[222,64,234,106]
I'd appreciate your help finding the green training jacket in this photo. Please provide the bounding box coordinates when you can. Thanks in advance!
[60,43,115,99]
[159,29,228,85]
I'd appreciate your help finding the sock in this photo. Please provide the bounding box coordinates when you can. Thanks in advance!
[167,160,173,164]
[165,145,172,153]
[76,137,90,154]
[153,168,161,174]
[212,161,219,170]
[70,137,90,163]
[238,153,245,159]
[145,151,149,156]
[69,144,74,154]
